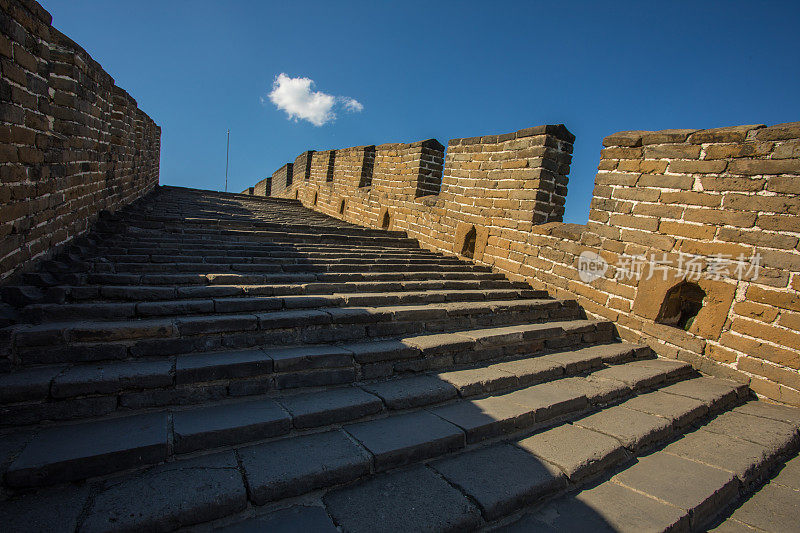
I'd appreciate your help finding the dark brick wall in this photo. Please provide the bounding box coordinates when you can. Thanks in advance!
[0,0,161,282]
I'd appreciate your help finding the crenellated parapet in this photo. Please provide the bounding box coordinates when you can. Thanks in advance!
[248,121,800,406]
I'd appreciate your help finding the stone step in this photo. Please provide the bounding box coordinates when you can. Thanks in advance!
[1,319,611,426]
[87,245,443,257]
[286,379,756,533]
[9,299,588,366]
[1,351,692,490]
[94,226,421,248]
[501,401,800,532]
[47,279,531,305]
[86,260,493,275]
[19,270,509,290]
[89,235,418,251]
[21,288,546,321]
[115,213,408,237]
[86,270,508,286]
[0,371,753,532]
[91,252,453,264]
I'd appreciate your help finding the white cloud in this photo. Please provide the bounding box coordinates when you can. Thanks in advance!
[340,97,364,113]
[267,73,363,126]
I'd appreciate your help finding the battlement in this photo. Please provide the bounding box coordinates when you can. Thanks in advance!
[247,121,800,405]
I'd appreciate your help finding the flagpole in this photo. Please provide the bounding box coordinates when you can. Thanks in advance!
[225,129,230,192]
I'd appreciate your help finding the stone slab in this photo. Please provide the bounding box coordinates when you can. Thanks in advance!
[344,339,419,363]
[436,365,517,396]
[239,430,369,504]
[429,395,536,443]
[173,398,291,453]
[660,377,746,411]
[518,423,628,481]
[215,506,337,533]
[663,428,774,486]
[557,376,631,404]
[613,452,739,529]
[0,484,90,533]
[621,390,708,429]
[323,465,482,533]
[734,401,800,428]
[589,362,669,390]
[401,332,473,355]
[278,387,383,428]
[80,451,246,532]
[772,454,800,491]
[503,381,588,422]
[723,482,800,533]
[573,405,673,452]
[431,443,566,520]
[265,345,352,372]
[345,410,464,470]
[505,480,689,532]
[51,359,173,398]
[491,356,564,387]
[0,366,65,403]
[702,411,800,454]
[361,374,457,409]
[7,412,169,487]
[176,314,258,335]
[176,349,273,384]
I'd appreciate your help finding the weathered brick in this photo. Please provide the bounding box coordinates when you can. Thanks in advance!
[746,286,800,312]
[602,130,645,147]
[637,174,693,189]
[688,124,765,144]
[667,160,727,174]
[660,191,721,207]
[683,208,756,228]
[703,142,773,160]
[595,172,639,186]
[643,144,702,159]
[701,176,766,192]
[618,160,668,174]
[600,147,643,159]
[727,159,800,176]
[768,176,800,194]
[641,129,698,145]
[718,227,798,250]
[723,193,796,214]
[658,220,715,240]
[753,121,800,142]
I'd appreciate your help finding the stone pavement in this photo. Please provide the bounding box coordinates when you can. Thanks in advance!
[0,186,797,532]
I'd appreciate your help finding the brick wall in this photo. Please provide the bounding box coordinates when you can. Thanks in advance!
[579,123,800,404]
[251,121,800,406]
[253,176,270,196]
[0,0,160,282]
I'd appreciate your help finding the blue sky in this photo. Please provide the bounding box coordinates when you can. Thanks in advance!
[42,1,799,223]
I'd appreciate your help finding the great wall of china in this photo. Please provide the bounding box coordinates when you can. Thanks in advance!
[2,0,800,530]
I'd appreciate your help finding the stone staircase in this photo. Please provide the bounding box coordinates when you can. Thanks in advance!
[0,186,797,532]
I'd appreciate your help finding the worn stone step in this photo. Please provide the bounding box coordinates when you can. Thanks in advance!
[92,254,467,266]
[306,377,752,533]
[36,270,509,290]
[0,332,626,430]
[21,288,546,321]
[502,400,800,532]
[52,279,529,304]
[10,300,587,366]
[0,346,663,489]
[1,375,750,532]
[88,261,494,275]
